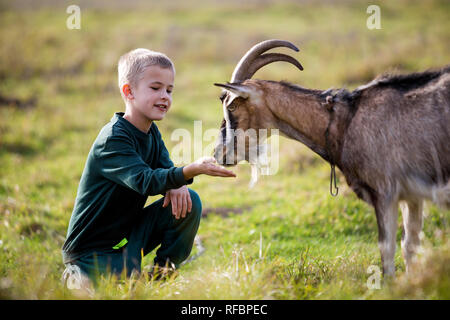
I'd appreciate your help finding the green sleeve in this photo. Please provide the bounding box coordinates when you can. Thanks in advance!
[154,125,194,186]
[157,136,175,169]
[94,135,188,196]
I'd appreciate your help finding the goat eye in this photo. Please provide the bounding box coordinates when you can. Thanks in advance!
[227,104,237,112]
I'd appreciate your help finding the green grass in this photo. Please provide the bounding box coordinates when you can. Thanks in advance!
[0,0,449,299]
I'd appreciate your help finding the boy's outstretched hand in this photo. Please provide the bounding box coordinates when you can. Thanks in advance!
[165,157,235,219]
[182,156,236,180]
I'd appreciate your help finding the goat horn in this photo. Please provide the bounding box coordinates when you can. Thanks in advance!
[231,39,300,82]
[246,53,304,79]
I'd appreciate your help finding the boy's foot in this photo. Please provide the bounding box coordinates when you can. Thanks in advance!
[62,264,95,297]
[148,263,178,281]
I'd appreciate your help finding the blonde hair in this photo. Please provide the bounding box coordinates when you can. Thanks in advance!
[117,48,174,99]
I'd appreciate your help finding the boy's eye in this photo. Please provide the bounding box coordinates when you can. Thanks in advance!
[150,87,159,91]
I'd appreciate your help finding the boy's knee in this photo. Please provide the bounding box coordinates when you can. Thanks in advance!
[188,189,202,217]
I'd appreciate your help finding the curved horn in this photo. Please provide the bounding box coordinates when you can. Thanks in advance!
[246,53,304,80]
[230,39,300,82]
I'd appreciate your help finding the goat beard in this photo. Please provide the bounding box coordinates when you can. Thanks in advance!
[248,143,270,189]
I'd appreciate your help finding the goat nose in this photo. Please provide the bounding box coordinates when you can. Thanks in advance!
[213,147,226,165]
[213,148,221,161]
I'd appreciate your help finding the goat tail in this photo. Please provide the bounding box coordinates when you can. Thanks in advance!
[433,181,450,209]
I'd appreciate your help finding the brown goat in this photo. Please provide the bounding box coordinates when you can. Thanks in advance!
[213,39,450,277]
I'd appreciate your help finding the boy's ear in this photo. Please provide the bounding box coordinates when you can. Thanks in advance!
[214,82,252,99]
[122,84,134,99]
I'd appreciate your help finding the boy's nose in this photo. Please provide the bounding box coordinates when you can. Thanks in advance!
[161,91,170,101]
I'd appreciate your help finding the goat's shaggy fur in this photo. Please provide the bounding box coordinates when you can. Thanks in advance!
[215,66,450,276]
[214,40,449,277]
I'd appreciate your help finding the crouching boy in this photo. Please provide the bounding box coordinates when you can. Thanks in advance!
[62,48,235,290]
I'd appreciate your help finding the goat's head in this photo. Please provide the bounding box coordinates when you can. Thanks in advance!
[213,39,303,166]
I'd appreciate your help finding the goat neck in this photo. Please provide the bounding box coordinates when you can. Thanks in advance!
[261,80,352,165]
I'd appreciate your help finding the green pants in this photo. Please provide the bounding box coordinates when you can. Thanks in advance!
[67,189,202,281]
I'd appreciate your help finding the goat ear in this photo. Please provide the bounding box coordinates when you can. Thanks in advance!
[321,95,335,112]
[214,83,251,99]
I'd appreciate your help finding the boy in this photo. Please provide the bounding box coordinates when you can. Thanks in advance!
[62,48,235,289]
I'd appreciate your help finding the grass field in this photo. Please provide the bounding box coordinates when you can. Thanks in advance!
[0,0,449,299]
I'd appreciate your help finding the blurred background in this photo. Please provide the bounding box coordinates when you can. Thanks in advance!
[0,0,449,299]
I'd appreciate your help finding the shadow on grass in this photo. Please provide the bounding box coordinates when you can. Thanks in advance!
[0,141,39,157]
[202,205,253,218]
[0,137,57,158]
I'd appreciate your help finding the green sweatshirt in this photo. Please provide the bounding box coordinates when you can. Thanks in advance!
[62,112,192,264]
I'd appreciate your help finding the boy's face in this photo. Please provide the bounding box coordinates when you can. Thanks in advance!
[128,65,174,122]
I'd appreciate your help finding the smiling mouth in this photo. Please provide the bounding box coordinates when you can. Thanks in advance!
[154,104,168,111]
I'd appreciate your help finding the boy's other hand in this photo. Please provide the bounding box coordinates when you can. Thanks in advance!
[183,157,236,180]
[162,185,192,219]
